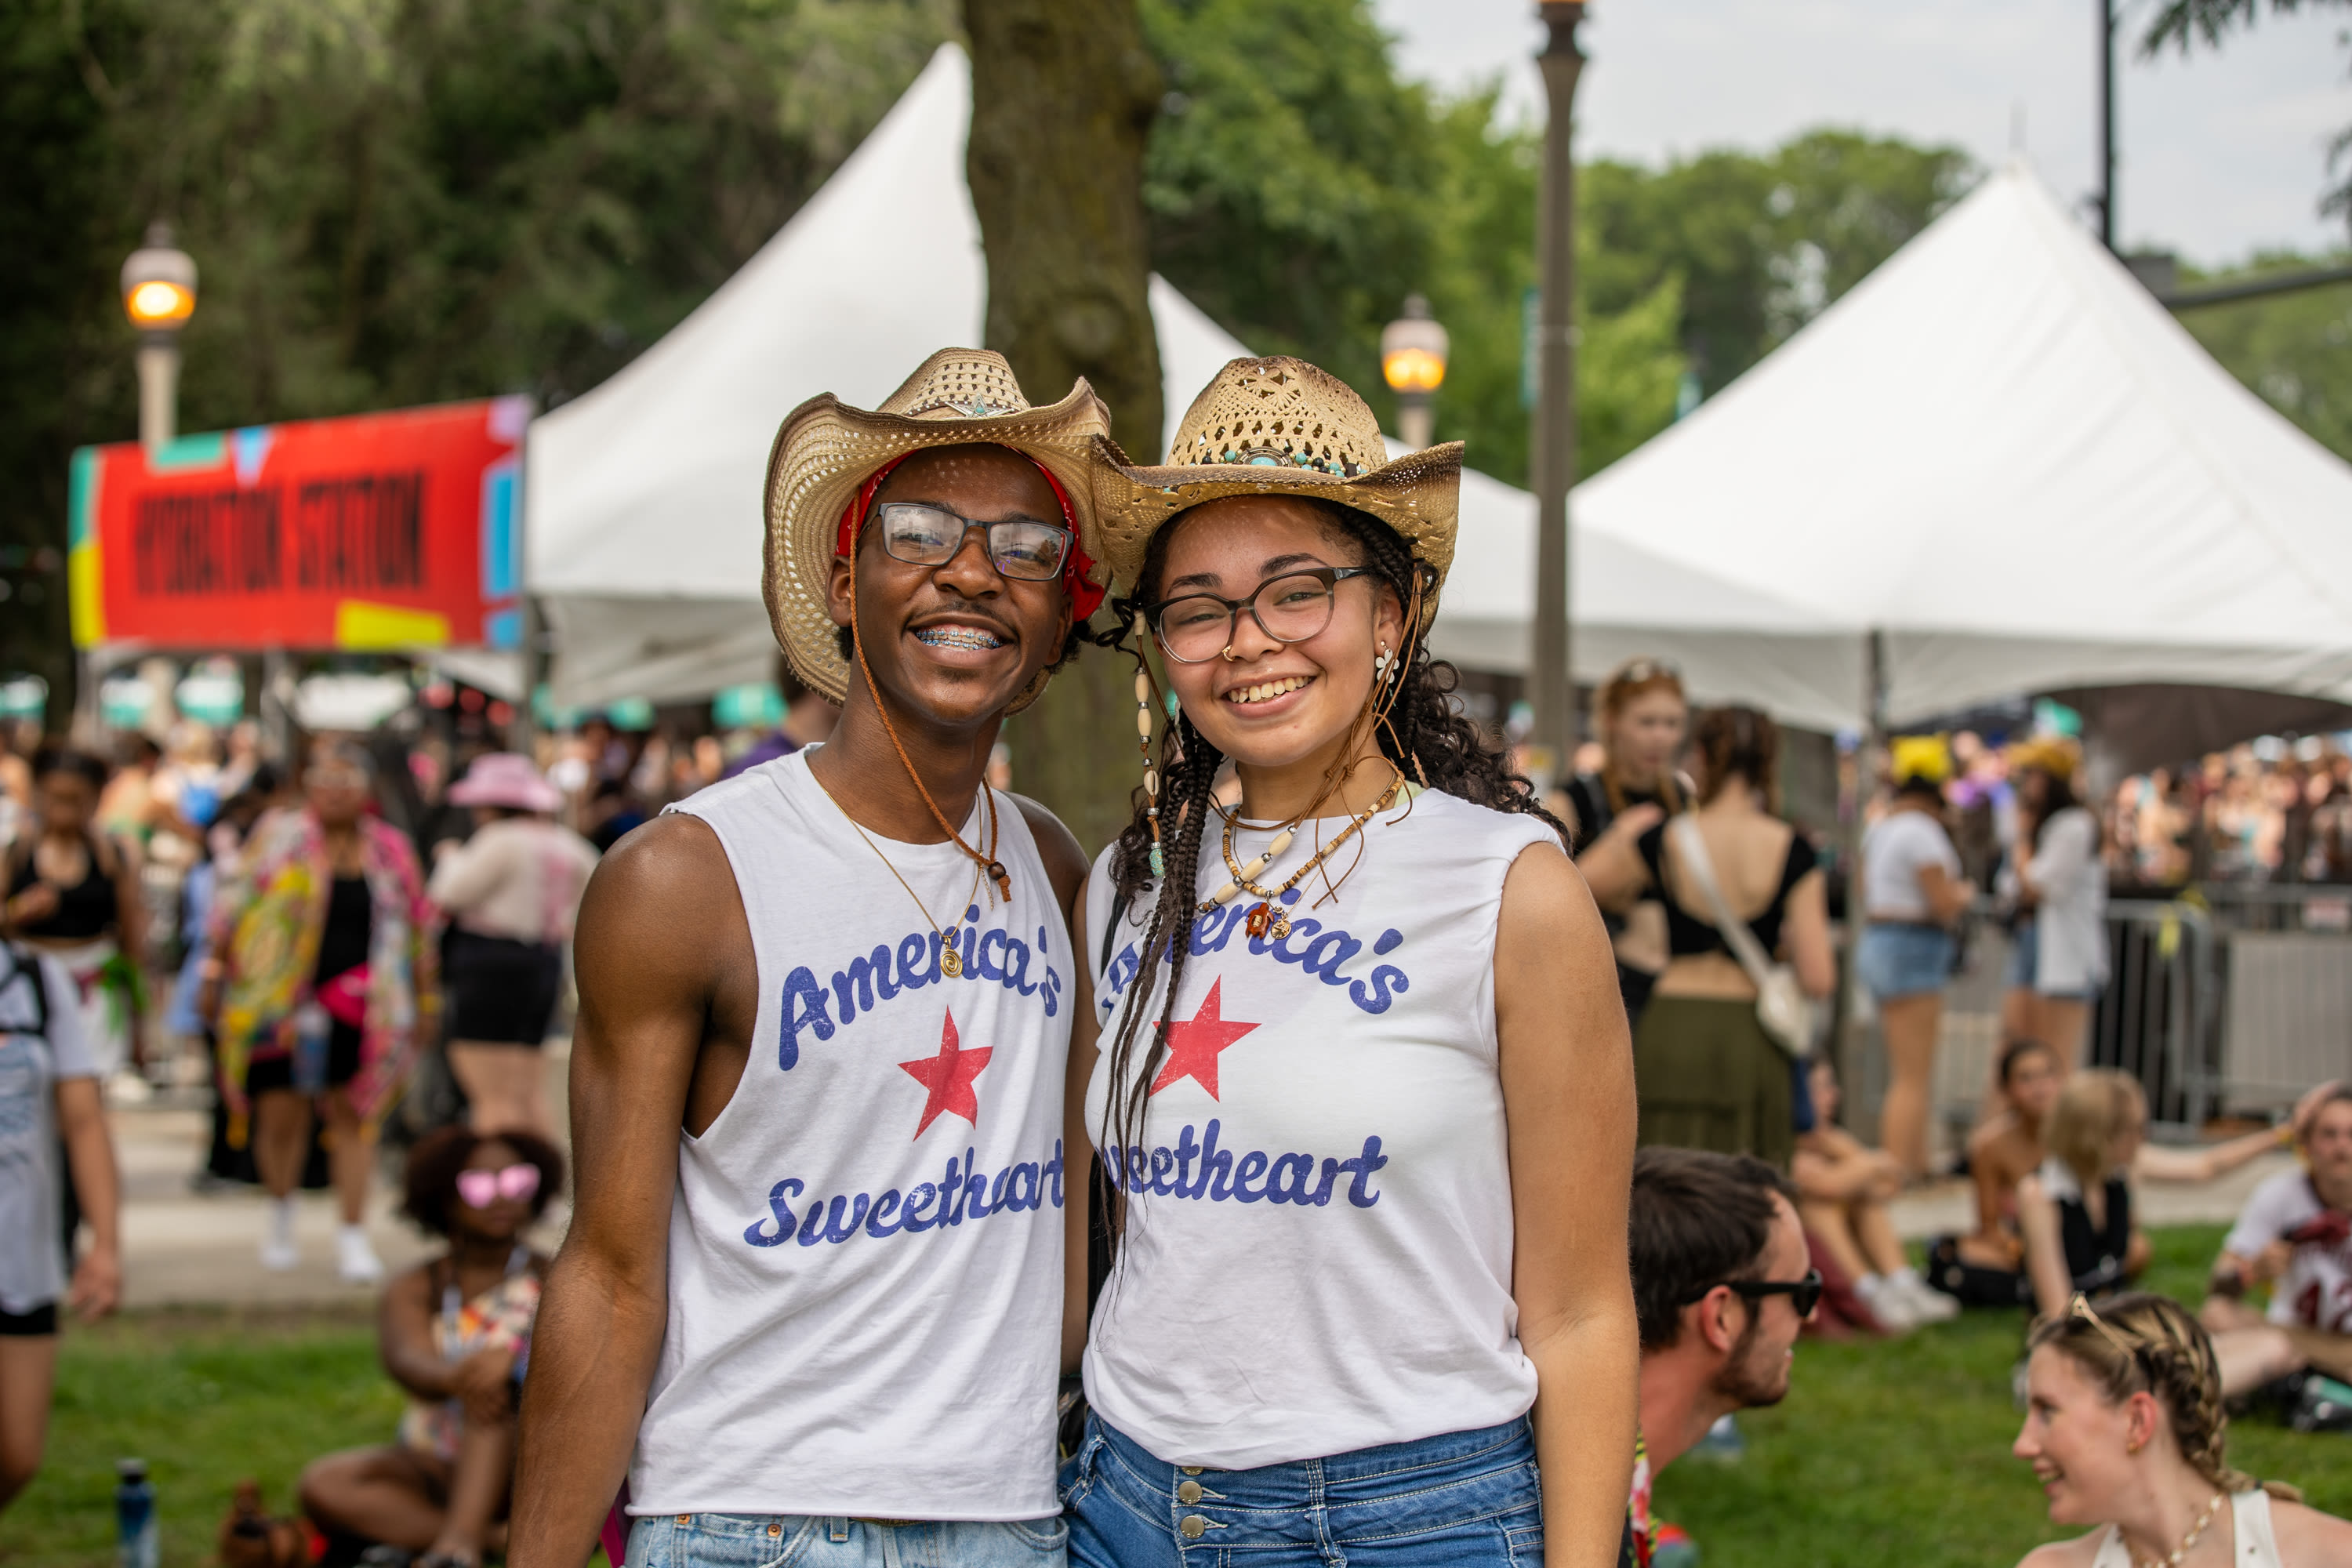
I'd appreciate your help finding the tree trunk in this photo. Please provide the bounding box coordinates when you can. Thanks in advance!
[963,0,1163,858]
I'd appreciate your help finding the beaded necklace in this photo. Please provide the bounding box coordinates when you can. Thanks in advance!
[1196,764,1406,940]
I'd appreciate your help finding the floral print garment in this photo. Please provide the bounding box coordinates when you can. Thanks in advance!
[209,808,438,1144]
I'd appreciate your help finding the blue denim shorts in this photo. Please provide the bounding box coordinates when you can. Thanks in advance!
[1062,1412,1543,1568]
[626,1512,1066,1568]
[1857,922,1954,1000]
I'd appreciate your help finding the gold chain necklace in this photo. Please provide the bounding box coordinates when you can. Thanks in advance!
[811,771,987,979]
[2131,1493,2223,1568]
[1198,765,1406,940]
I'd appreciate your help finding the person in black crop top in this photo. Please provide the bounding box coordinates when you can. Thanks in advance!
[1563,659,1690,1027]
[1584,706,1833,1171]
[3,746,145,1079]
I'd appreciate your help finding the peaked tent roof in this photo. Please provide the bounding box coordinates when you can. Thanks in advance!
[1570,160,2352,725]
[528,43,1854,719]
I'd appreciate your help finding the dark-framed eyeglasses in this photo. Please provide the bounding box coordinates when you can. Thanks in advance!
[871,502,1073,583]
[1685,1269,1824,1318]
[1145,565,1378,664]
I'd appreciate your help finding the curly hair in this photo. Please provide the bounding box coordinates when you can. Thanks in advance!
[1086,498,1568,1264]
[2028,1291,2297,1501]
[400,1124,566,1238]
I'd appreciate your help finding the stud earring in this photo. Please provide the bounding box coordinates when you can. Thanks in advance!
[1136,665,1164,877]
[1374,644,1392,681]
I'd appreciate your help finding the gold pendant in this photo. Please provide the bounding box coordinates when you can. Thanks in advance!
[1269,913,1291,940]
[940,942,964,978]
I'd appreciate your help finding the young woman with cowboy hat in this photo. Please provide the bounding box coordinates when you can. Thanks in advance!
[426,754,598,1138]
[514,350,1104,1568]
[1058,358,1638,1568]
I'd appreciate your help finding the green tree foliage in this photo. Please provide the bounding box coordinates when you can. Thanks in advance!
[0,0,956,713]
[2178,260,2352,460]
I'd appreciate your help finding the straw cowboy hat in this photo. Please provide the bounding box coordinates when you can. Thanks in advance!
[2009,735,2082,782]
[1088,355,1464,617]
[763,347,1114,709]
[447,753,564,814]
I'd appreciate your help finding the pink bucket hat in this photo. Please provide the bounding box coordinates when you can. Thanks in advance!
[447,753,564,814]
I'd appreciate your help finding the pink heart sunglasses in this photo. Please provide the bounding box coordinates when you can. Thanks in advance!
[456,1163,542,1209]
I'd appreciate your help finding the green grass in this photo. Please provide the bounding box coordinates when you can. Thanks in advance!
[10,1231,2352,1568]
[5,1306,400,1568]
[1654,1225,2352,1567]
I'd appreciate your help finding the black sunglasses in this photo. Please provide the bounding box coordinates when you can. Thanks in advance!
[1686,1269,1824,1318]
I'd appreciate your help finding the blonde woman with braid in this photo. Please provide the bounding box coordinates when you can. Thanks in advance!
[2012,1292,2352,1566]
[1059,359,1638,1568]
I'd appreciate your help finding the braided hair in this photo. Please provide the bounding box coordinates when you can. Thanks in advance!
[1087,498,1569,1265]
[2027,1291,2299,1501]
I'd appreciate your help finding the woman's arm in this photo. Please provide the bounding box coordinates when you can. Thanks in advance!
[108,833,147,965]
[379,1263,461,1401]
[2016,1173,2073,1319]
[1782,867,1836,999]
[1968,1124,2019,1242]
[426,829,504,913]
[1062,880,1098,1377]
[2136,1123,2289,1185]
[1916,860,1973,924]
[1495,844,1639,1568]
[1573,805,1661,913]
[56,1077,120,1319]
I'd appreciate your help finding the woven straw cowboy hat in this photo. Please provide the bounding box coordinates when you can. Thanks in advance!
[763,347,1114,706]
[1088,355,1463,612]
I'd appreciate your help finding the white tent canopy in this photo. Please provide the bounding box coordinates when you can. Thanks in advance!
[528,44,1853,720]
[1565,160,2352,728]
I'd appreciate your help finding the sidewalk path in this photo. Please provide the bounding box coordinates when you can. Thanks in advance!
[1889,1149,2298,1241]
[107,1048,572,1310]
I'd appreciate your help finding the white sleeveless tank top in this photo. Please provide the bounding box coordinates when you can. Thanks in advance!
[1080,786,1563,1468]
[2089,1491,2283,1568]
[628,750,1070,1520]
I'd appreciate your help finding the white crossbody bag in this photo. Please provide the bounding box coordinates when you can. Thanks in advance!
[1668,815,1820,1058]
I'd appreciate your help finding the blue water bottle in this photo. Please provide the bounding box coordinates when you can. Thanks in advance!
[115,1458,158,1568]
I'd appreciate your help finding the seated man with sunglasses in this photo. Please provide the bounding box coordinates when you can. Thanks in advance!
[513,352,1106,1568]
[1625,1147,1817,1565]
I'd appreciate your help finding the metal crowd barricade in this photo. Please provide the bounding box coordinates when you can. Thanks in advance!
[2200,885,2352,1116]
[2087,901,2217,1134]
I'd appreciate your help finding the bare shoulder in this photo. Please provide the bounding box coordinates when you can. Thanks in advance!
[1498,834,1599,934]
[574,813,742,974]
[2013,1534,2102,1568]
[1011,793,1091,912]
[2271,1494,2352,1558]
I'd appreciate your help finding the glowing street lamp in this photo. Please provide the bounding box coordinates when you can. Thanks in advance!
[121,222,197,455]
[1380,294,1449,451]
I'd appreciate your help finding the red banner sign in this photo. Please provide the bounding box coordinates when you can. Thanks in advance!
[70,397,528,651]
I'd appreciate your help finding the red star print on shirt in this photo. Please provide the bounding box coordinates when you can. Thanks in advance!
[1148,978,1260,1099]
[899,1010,993,1138]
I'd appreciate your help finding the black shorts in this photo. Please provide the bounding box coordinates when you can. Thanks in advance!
[246,1023,363,1095]
[446,930,562,1047]
[0,1301,59,1336]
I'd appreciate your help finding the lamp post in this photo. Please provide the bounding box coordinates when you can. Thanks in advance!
[1380,295,1449,451]
[1528,2,1585,787]
[121,222,197,456]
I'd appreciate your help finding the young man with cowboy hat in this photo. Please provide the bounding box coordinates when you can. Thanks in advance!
[511,350,1105,1568]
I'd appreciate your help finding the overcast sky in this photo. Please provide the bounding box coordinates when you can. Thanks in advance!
[1370,0,2350,267]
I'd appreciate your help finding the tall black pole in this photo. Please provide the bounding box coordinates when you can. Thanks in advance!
[2098,0,2117,251]
[1530,2,1586,786]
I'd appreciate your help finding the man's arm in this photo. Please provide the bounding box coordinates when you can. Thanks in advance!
[510,815,747,1568]
[1495,843,1639,1568]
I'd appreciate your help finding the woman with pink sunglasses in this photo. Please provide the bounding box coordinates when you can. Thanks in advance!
[299,1126,563,1568]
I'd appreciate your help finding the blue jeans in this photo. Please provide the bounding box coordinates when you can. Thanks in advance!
[626,1512,1066,1568]
[1857,922,1954,1000]
[1062,1413,1543,1568]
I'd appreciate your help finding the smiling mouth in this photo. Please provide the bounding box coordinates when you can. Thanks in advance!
[913,624,1007,653]
[1224,674,1314,706]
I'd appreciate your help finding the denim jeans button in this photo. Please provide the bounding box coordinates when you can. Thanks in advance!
[766,1524,782,1537]
[1176,1480,1203,1504]
[1180,1466,1203,1475]
[1179,1515,1207,1540]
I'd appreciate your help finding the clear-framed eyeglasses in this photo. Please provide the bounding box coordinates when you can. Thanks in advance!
[871,502,1073,583]
[1145,566,1377,664]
